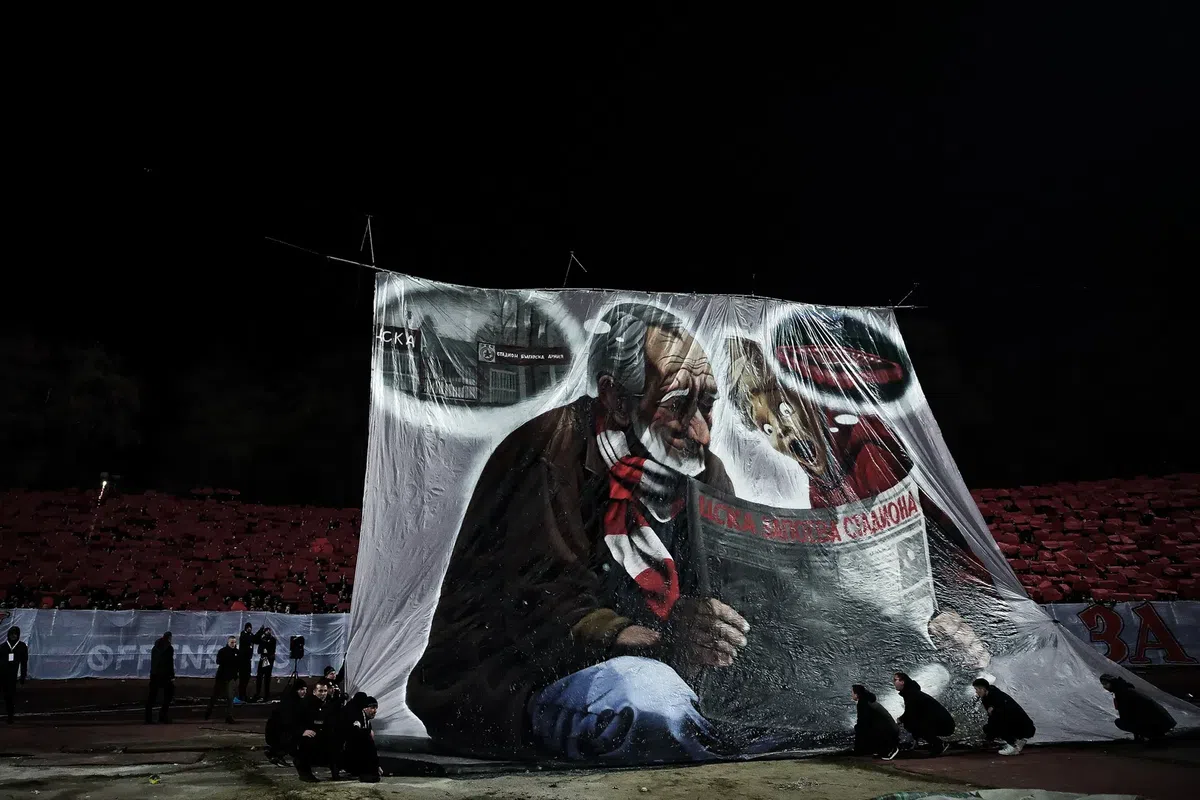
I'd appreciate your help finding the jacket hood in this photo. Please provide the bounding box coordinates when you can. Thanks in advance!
[1102,674,1134,692]
[899,678,922,695]
[853,684,877,703]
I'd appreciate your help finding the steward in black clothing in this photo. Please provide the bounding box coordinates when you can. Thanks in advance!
[254,626,277,701]
[237,623,256,701]
[1,627,29,724]
[852,684,900,759]
[145,632,175,723]
[205,636,240,722]
[1101,674,1176,742]
[342,693,381,783]
[895,672,955,755]
[293,679,340,781]
[973,678,1034,754]
[266,680,308,764]
[323,678,347,776]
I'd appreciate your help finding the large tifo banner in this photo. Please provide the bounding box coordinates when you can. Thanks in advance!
[346,275,1200,763]
[1,609,347,680]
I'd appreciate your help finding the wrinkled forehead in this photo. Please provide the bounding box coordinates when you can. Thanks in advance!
[645,327,711,375]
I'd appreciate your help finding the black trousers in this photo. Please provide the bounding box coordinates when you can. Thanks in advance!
[294,729,338,776]
[255,664,274,700]
[205,678,234,719]
[903,718,952,751]
[2,677,17,722]
[145,677,174,722]
[984,716,1034,745]
[1117,717,1172,739]
[342,727,379,778]
[855,727,900,756]
[237,661,253,700]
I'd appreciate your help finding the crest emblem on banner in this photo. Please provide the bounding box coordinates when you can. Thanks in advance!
[478,342,496,363]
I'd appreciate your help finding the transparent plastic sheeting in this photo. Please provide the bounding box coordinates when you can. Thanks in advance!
[3,609,348,680]
[347,274,1199,761]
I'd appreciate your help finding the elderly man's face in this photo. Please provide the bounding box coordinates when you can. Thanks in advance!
[635,326,717,476]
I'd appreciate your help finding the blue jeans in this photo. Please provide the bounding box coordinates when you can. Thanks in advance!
[527,656,720,763]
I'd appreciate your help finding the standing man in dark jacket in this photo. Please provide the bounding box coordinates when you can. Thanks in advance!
[973,678,1035,755]
[144,632,175,724]
[1101,674,1176,743]
[1,626,29,724]
[205,636,240,723]
[852,684,900,760]
[254,626,277,702]
[894,672,955,756]
[237,623,256,702]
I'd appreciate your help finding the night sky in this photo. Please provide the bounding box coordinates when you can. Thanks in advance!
[4,6,1197,506]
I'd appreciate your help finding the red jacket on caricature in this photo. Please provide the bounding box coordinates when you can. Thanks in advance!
[808,409,911,509]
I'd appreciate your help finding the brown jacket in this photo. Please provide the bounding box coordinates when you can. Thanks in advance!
[407,396,733,753]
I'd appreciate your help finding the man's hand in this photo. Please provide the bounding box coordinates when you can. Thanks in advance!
[615,625,662,650]
[303,730,317,738]
[673,597,749,668]
[929,609,991,669]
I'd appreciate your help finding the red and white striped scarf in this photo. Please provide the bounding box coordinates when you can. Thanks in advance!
[595,411,685,620]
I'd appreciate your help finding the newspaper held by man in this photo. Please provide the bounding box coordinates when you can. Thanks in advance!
[682,473,939,739]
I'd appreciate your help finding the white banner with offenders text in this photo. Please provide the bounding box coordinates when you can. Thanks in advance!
[0,609,349,680]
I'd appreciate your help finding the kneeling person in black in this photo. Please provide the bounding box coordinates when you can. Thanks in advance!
[294,678,340,781]
[266,680,307,764]
[1101,674,1176,744]
[894,671,955,756]
[342,693,381,783]
[853,684,900,760]
[973,678,1035,755]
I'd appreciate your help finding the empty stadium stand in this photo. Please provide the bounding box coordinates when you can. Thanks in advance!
[1,474,1196,611]
[973,474,1200,604]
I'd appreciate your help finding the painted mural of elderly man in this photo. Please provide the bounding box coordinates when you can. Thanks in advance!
[408,303,749,762]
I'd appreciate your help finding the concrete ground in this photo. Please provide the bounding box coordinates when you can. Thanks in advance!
[0,679,1196,800]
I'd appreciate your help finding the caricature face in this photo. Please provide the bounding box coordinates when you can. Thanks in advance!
[633,326,718,477]
[728,339,831,480]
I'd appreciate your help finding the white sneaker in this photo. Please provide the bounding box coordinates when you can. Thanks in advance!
[1014,739,1027,754]
[998,744,1018,756]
